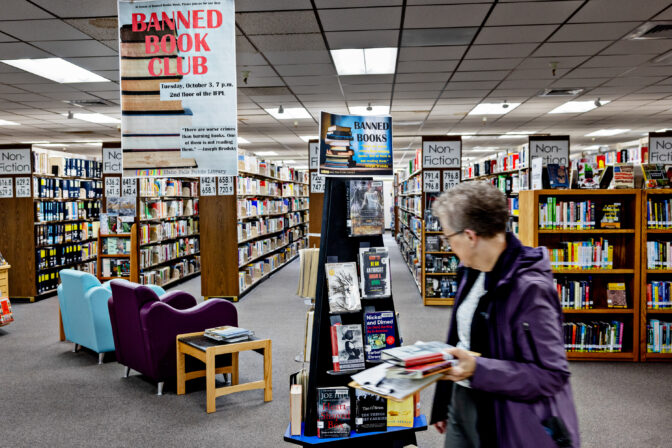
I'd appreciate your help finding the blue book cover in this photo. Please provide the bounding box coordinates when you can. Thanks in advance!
[364,311,396,362]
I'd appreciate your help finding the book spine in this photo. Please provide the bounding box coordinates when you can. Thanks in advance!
[330,325,340,371]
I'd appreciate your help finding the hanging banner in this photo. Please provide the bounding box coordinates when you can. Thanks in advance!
[118,0,238,178]
[319,112,393,176]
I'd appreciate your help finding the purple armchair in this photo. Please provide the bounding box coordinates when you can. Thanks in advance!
[108,281,238,395]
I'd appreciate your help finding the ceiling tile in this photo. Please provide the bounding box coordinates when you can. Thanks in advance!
[276,63,336,76]
[342,83,392,93]
[550,22,639,42]
[31,0,117,17]
[235,0,313,12]
[398,46,467,61]
[551,78,606,88]
[475,25,555,45]
[32,39,117,58]
[404,4,492,28]
[518,56,589,70]
[570,0,671,23]
[452,70,509,82]
[264,51,331,65]
[319,7,401,31]
[340,75,394,84]
[445,80,500,90]
[284,76,339,86]
[236,11,320,34]
[533,41,611,57]
[237,52,267,66]
[0,20,90,41]
[0,42,51,59]
[460,58,522,71]
[394,82,445,92]
[487,1,583,26]
[654,6,672,20]
[605,76,666,87]
[398,60,457,73]
[1,0,54,19]
[581,54,653,68]
[564,67,630,78]
[316,0,402,7]
[465,43,537,59]
[65,56,119,71]
[326,30,399,49]
[507,69,570,80]
[602,39,672,56]
[402,28,477,47]
[248,34,326,51]
[396,72,450,83]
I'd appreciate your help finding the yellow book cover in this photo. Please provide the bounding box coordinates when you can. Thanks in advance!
[387,396,414,428]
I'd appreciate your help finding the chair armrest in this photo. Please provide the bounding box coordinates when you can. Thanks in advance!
[159,291,197,310]
[85,285,115,352]
[146,284,166,297]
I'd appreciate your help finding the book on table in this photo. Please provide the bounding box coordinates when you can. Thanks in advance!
[204,325,254,343]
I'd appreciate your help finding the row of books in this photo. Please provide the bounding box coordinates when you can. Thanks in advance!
[33,152,102,178]
[462,148,528,179]
[77,260,97,276]
[139,178,198,198]
[397,233,421,289]
[399,175,421,195]
[563,321,624,352]
[140,198,198,221]
[287,211,308,228]
[101,258,131,278]
[646,241,672,270]
[238,239,305,291]
[37,270,59,294]
[36,243,88,270]
[238,234,290,266]
[324,125,355,169]
[139,218,199,246]
[399,212,422,237]
[647,320,672,353]
[425,276,458,299]
[425,235,450,253]
[139,237,199,270]
[539,199,596,230]
[35,221,99,247]
[425,254,458,274]
[238,177,281,196]
[139,257,201,286]
[548,239,614,270]
[35,201,100,222]
[507,196,520,217]
[34,178,102,199]
[237,197,309,219]
[485,173,521,196]
[647,198,672,229]
[646,281,672,309]
[237,153,308,184]
[399,197,421,216]
[81,241,97,260]
[101,237,131,255]
[238,217,284,241]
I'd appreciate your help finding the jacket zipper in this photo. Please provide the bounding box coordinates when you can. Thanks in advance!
[523,322,542,365]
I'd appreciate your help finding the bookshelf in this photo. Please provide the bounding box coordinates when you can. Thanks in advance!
[519,189,641,361]
[97,224,139,282]
[201,152,309,301]
[308,140,324,249]
[394,166,422,296]
[640,189,672,361]
[0,145,103,302]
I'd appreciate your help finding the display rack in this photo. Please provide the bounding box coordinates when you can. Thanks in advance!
[97,224,139,283]
[519,189,641,361]
[0,144,102,302]
[201,152,309,301]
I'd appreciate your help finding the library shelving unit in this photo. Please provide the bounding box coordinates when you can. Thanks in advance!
[640,189,672,362]
[97,224,139,283]
[308,140,324,249]
[394,164,422,296]
[519,189,642,361]
[201,152,309,301]
[0,145,102,302]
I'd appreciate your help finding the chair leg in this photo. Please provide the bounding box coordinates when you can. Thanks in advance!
[124,366,131,378]
[73,343,80,353]
[157,382,164,396]
[98,353,104,365]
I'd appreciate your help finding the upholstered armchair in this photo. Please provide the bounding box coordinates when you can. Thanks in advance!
[108,280,238,395]
[57,269,165,364]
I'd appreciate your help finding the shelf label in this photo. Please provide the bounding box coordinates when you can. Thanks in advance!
[0,178,13,198]
[103,147,123,174]
[105,177,120,197]
[443,170,460,191]
[15,177,31,197]
[309,141,319,169]
[424,170,441,192]
[529,137,569,167]
[0,148,31,174]
[649,135,672,164]
[122,178,137,197]
[423,140,461,168]
[200,176,216,196]
[310,172,325,193]
[217,176,234,195]
[531,157,543,190]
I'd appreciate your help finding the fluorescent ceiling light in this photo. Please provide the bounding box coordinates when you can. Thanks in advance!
[300,135,318,142]
[2,58,109,83]
[471,147,499,152]
[21,141,49,144]
[468,102,520,115]
[282,160,296,164]
[585,129,630,137]
[548,100,610,114]
[580,145,601,150]
[255,151,278,156]
[293,165,308,169]
[655,128,671,132]
[238,137,250,144]
[265,107,311,120]
[330,47,397,76]
[0,119,19,125]
[447,132,475,139]
[66,113,119,124]
[499,131,536,139]
[348,105,390,116]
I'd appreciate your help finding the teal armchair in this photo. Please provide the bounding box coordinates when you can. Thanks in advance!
[57,270,165,364]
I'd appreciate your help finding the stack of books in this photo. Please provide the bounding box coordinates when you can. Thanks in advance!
[204,325,254,343]
[324,125,354,169]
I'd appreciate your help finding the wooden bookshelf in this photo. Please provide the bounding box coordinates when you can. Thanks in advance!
[308,140,324,249]
[519,189,641,362]
[97,225,139,282]
[640,189,672,361]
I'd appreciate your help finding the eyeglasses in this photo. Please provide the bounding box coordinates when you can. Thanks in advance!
[440,230,463,245]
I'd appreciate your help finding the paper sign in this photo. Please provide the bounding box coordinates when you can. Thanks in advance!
[309,141,319,169]
[443,170,460,191]
[200,177,216,196]
[122,178,137,197]
[15,177,31,197]
[310,172,325,193]
[423,140,461,168]
[424,170,441,193]
[0,148,31,175]
[103,147,123,174]
[105,177,121,197]
[0,178,13,198]
[218,176,234,195]
[531,157,543,190]
[529,138,569,167]
[649,135,672,164]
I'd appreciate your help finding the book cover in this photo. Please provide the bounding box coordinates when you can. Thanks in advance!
[349,180,384,236]
[612,163,634,188]
[364,311,396,362]
[642,164,670,189]
[547,164,569,189]
[381,341,453,367]
[425,235,440,252]
[290,384,302,436]
[577,159,600,189]
[385,359,455,380]
[325,262,362,313]
[317,387,351,438]
[359,247,391,298]
[607,283,627,308]
[334,324,365,371]
[387,396,414,428]
[354,389,387,433]
[600,203,622,229]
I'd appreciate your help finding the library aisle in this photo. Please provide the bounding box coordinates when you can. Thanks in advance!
[0,235,670,447]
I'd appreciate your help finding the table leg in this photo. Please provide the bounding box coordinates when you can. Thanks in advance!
[206,348,216,413]
[263,340,272,402]
[176,343,186,395]
[231,352,239,386]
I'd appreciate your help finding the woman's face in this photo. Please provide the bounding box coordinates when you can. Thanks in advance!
[441,222,473,268]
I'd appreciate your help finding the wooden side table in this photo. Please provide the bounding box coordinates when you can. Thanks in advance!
[0,264,10,297]
[176,332,272,413]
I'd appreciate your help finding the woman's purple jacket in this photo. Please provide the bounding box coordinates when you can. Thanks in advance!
[431,233,580,447]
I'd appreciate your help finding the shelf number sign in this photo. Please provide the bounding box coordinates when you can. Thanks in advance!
[423,170,441,193]
[218,176,234,195]
[105,177,120,198]
[310,172,325,193]
[0,178,13,198]
[15,177,31,197]
[443,170,460,191]
[200,177,216,196]
[122,178,137,198]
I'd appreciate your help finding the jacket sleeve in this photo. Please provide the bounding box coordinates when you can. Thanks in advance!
[470,281,570,402]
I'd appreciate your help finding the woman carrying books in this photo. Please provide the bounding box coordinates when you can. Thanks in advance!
[430,182,579,448]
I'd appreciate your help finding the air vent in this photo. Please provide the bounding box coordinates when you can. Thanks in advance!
[539,88,584,97]
[627,22,672,40]
[65,99,113,107]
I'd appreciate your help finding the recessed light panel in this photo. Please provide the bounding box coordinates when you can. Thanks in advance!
[348,106,390,116]
[585,129,630,137]
[548,100,609,114]
[265,107,312,119]
[468,102,520,115]
[330,48,398,75]
[67,113,119,124]
[2,58,109,83]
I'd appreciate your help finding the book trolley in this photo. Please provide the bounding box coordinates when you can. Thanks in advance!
[284,177,427,447]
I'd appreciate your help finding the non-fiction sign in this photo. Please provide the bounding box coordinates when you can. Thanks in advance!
[423,140,461,169]
[443,170,460,191]
[649,134,672,164]
[424,170,441,193]
[105,177,121,197]
[529,137,569,167]
[118,0,238,177]
[200,176,216,196]
[310,172,325,193]
[319,111,392,176]
[0,178,13,198]
[531,157,543,190]
[309,141,319,170]
[122,178,137,197]
[217,176,234,195]
[103,147,123,174]
[0,148,31,175]
[15,177,31,198]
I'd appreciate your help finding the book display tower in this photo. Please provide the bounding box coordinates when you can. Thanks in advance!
[0,144,102,302]
[285,177,427,447]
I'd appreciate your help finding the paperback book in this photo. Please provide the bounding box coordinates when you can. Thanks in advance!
[317,387,351,438]
[612,163,634,188]
[354,389,387,433]
[349,180,384,236]
[606,283,627,308]
[330,323,365,371]
[547,164,569,189]
[325,262,362,313]
[577,159,600,189]
[359,247,391,298]
[381,341,454,367]
[599,203,622,229]
[364,311,396,362]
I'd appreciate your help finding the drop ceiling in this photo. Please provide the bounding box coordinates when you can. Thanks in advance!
[0,0,670,164]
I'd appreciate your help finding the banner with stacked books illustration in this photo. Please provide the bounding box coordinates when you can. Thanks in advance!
[118,0,238,177]
[319,112,393,176]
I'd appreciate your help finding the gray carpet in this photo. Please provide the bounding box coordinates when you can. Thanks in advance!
[0,234,670,447]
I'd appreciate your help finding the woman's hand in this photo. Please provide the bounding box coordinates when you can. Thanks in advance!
[443,347,477,382]
[434,420,448,434]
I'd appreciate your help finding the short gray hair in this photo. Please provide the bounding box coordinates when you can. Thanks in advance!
[432,181,508,237]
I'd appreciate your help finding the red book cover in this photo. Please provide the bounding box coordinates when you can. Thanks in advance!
[330,324,341,371]
[647,283,653,308]
[403,353,445,367]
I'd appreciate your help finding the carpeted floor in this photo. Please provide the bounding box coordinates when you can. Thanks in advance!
[1,234,671,447]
